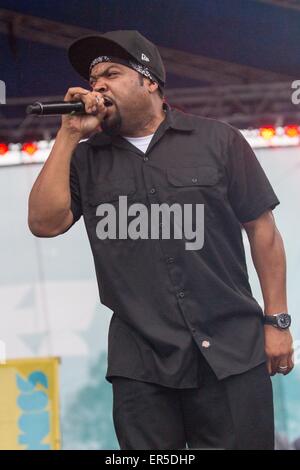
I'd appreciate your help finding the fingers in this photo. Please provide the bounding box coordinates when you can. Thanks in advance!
[265,328,295,376]
[274,355,294,376]
[64,87,90,102]
[64,87,107,115]
[270,358,278,376]
[268,355,280,376]
[267,356,291,376]
[287,353,294,374]
[84,92,106,115]
[267,359,273,375]
[277,363,289,375]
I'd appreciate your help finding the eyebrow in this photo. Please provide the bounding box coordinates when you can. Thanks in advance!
[89,65,122,81]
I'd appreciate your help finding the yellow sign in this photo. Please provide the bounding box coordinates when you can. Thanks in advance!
[0,357,61,450]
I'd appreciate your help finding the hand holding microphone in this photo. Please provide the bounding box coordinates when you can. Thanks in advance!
[26,95,113,116]
[27,87,113,139]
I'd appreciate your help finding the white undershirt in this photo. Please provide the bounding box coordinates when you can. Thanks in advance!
[122,133,155,153]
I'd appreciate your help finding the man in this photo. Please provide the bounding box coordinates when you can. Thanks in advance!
[28,30,294,450]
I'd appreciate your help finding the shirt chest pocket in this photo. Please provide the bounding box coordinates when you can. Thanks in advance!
[166,165,220,205]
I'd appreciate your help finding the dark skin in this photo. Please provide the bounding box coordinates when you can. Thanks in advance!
[88,62,166,137]
[243,211,294,376]
[60,62,166,139]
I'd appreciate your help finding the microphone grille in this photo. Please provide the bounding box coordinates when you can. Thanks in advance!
[26,102,42,115]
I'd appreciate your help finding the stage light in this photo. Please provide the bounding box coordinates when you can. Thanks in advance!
[284,125,300,138]
[259,126,276,140]
[21,142,38,155]
[0,143,9,155]
[2,123,300,167]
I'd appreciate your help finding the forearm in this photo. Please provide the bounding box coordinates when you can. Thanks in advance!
[245,216,287,314]
[28,128,80,236]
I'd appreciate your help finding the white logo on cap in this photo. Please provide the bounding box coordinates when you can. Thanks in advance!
[141,53,150,62]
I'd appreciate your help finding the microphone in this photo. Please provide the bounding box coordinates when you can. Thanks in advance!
[26,98,113,116]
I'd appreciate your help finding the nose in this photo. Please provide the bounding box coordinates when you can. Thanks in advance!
[94,84,107,93]
[91,78,108,93]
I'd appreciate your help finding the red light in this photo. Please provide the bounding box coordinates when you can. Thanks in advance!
[284,125,300,138]
[0,143,9,155]
[259,126,276,140]
[22,142,38,155]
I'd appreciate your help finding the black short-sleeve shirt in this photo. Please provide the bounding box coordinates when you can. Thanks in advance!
[68,102,279,388]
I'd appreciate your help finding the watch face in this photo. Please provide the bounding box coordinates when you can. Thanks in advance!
[277,314,291,329]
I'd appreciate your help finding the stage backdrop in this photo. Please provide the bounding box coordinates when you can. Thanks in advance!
[0,144,299,449]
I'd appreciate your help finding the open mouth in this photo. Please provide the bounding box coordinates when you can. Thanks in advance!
[103,97,114,107]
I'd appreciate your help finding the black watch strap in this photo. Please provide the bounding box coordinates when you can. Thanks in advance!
[263,313,291,329]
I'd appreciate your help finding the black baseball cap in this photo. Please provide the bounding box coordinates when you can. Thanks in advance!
[68,30,166,89]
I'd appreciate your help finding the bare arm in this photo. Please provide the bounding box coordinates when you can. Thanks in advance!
[28,87,107,237]
[243,210,294,375]
[28,129,80,237]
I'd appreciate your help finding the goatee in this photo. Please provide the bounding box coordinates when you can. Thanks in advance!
[101,111,122,137]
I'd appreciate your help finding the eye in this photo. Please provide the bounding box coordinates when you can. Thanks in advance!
[108,72,118,77]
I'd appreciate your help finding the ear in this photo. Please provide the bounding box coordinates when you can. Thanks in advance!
[145,78,158,94]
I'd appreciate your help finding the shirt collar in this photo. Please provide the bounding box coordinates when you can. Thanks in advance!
[162,102,195,132]
[87,101,195,147]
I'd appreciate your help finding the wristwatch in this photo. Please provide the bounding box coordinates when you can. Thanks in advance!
[263,313,291,330]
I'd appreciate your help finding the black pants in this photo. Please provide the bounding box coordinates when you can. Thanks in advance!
[111,355,274,450]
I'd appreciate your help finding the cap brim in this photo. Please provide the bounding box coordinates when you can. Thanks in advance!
[68,35,134,80]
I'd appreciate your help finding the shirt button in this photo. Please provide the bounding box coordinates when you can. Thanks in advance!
[166,257,175,264]
[143,156,149,162]
[177,291,185,299]
[192,177,198,184]
[149,187,156,194]
[201,340,211,348]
